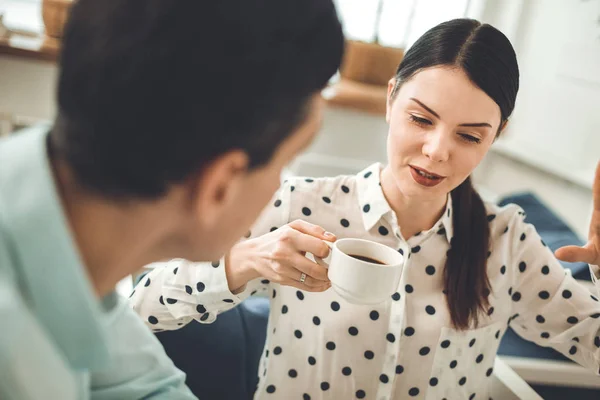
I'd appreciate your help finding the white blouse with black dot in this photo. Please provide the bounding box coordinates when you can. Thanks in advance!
[130,163,600,400]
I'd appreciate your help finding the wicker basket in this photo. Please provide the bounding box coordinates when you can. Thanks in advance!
[340,41,404,87]
[42,0,74,38]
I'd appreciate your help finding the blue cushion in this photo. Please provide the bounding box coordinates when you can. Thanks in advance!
[498,326,570,361]
[155,297,269,400]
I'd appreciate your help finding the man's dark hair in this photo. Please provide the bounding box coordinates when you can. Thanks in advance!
[50,0,344,198]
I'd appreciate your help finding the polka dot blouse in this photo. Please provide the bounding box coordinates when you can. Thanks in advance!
[130,163,600,400]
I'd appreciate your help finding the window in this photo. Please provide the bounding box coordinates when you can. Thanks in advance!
[333,0,480,48]
[1,0,483,43]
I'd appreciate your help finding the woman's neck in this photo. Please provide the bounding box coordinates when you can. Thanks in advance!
[380,166,448,240]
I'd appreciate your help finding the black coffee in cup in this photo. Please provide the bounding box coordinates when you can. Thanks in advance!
[348,254,386,265]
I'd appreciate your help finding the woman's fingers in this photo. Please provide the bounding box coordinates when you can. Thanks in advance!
[249,220,335,292]
[268,257,328,287]
[555,243,598,265]
[289,229,332,260]
[289,219,336,242]
[278,276,331,292]
[287,252,329,282]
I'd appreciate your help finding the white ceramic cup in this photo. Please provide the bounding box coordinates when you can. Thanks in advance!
[316,238,404,305]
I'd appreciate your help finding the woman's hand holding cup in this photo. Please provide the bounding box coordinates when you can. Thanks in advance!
[225,220,336,293]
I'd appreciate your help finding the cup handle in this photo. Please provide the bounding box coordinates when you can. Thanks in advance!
[314,240,334,269]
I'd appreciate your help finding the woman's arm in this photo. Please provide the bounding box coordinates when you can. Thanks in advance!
[129,179,334,331]
[508,211,600,374]
[128,181,295,330]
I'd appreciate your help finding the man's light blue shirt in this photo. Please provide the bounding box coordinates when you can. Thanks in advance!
[0,126,196,399]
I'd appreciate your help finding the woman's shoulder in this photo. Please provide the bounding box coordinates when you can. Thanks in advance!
[483,201,525,223]
[483,200,530,241]
[284,163,381,199]
[285,173,354,191]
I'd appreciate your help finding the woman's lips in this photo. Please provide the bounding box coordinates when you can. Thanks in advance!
[409,166,445,187]
[410,165,444,178]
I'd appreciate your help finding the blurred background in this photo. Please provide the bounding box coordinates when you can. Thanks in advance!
[0,0,599,398]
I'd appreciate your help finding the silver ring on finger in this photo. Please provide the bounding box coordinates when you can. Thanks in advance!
[300,272,307,283]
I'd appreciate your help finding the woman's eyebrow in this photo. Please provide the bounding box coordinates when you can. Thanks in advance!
[410,98,440,118]
[409,97,492,128]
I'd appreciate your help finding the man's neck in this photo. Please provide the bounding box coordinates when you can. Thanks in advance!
[380,166,447,240]
[49,158,177,298]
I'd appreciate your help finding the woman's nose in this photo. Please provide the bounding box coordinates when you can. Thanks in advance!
[422,131,450,163]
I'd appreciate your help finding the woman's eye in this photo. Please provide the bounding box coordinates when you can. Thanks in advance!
[459,134,481,144]
[409,115,432,126]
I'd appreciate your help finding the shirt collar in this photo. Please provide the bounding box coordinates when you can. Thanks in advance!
[0,125,112,370]
[439,194,454,243]
[356,163,391,232]
[356,163,453,243]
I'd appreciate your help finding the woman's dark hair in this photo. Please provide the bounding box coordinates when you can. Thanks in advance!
[51,0,344,199]
[391,18,519,329]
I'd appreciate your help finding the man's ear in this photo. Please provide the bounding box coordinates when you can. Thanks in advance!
[189,150,250,229]
[386,78,396,124]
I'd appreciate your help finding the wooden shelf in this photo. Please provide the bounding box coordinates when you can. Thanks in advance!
[323,78,388,116]
[0,32,59,62]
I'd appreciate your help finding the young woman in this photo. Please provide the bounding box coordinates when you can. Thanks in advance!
[131,19,600,399]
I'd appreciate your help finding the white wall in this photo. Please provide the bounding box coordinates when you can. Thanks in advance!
[290,107,388,177]
[0,56,57,120]
[479,0,600,188]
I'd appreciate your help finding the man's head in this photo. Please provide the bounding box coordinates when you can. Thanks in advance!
[50,0,344,260]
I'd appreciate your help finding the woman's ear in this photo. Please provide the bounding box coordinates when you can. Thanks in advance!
[386,78,397,124]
